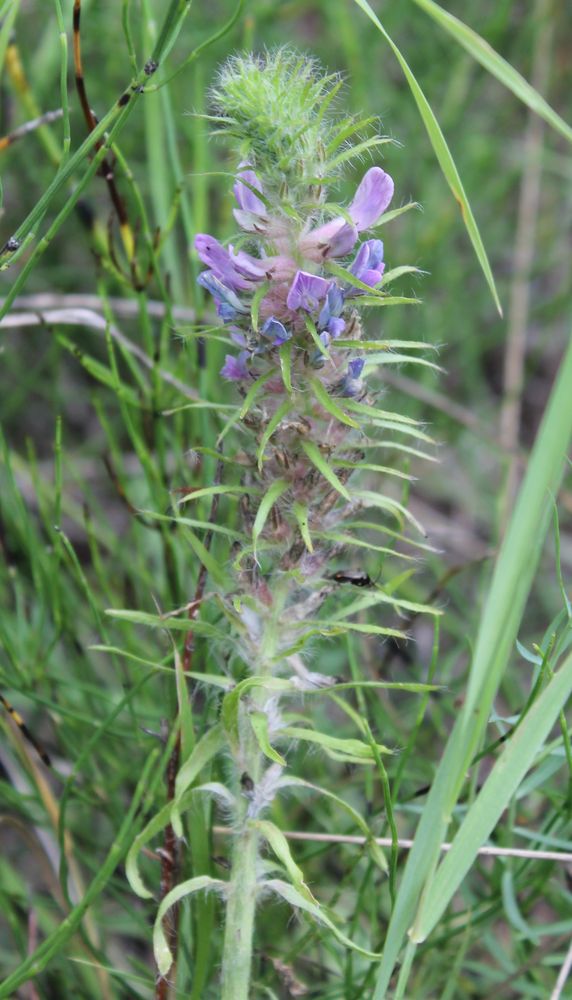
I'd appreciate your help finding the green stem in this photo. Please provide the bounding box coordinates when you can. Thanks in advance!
[220,821,260,1000]
[220,597,284,999]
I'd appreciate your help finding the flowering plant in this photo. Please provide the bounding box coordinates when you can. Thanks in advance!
[125,49,438,998]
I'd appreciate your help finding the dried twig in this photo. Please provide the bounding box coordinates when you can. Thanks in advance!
[213,825,572,864]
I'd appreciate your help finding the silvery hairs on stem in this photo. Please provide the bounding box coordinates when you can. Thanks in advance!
[128,48,437,991]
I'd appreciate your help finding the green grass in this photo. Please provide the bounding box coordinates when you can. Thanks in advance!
[1,1,571,998]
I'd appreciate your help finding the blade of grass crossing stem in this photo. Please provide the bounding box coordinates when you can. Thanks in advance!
[411,648,572,942]
[351,0,502,316]
[373,329,572,998]
[412,0,572,145]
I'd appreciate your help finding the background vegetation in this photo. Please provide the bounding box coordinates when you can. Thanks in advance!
[0,1,571,997]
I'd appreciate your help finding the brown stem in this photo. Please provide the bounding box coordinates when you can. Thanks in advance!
[72,1,133,244]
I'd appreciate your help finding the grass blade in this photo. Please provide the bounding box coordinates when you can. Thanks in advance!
[373,328,572,997]
[412,0,572,145]
[351,0,502,315]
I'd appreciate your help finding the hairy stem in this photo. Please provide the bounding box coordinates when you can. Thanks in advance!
[220,599,283,998]
[220,821,260,1000]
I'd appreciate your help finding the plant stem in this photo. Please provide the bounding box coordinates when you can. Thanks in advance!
[220,821,260,1000]
[220,599,283,999]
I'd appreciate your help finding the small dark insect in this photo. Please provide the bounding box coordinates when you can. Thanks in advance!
[328,570,373,588]
[144,59,158,76]
[211,855,231,871]
[3,237,20,253]
[240,772,254,793]
[0,692,51,766]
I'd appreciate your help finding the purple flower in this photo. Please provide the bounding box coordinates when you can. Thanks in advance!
[348,358,365,378]
[300,218,358,261]
[221,351,250,382]
[197,271,248,316]
[286,271,330,313]
[317,283,346,339]
[348,238,385,291]
[348,167,394,231]
[262,317,291,346]
[195,234,266,292]
[340,357,365,397]
[327,317,346,338]
[298,167,393,265]
[230,330,247,347]
[233,165,265,214]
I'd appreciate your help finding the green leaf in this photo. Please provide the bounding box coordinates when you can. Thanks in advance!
[222,677,293,754]
[126,799,177,900]
[279,340,293,393]
[281,776,388,873]
[344,398,420,426]
[174,724,226,811]
[300,440,350,501]
[239,368,278,418]
[334,339,431,351]
[353,490,427,535]
[301,619,406,640]
[379,264,424,286]
[413,0,572,146]
[309,377,359,429]
[153,877,225,976]
[265,879,382,959]
[178,484,256,504]
[253,820,316,902]
[351,0,502,315]
[316,530,415,560]
[373,329,572,998]
[411,648,572,942]
[305,315,331,360]
[250,712,287,767]
[335,588,441,620]
[250,280,270,332]
[179,525,226,587]
[105,608,222,636]
[281,725,393,761]
[252,479,290,557]
[141,509,245,541]
[174,649,194,764]
[292,501,313,553]
[257,402,291,469]
[363,352,442,372]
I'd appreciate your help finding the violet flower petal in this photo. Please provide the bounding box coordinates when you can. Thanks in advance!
[286,271,330,312]
[262,317,291,346]
[349,167,394,231]
[348,358,365,379]
[221,351,250,382]
[359,266,385,287]
[349,242,371,278]
[341,358,365,397]
[195,235,261,291]
[197,271,248,314]
[327,317,346,338]
[300,218,358,261]
[233,167,265,215]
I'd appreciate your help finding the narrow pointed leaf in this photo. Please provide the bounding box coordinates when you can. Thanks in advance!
[250,712,287,767]
[252,479,289,556]
[266,879,382,959]
[413,0,572,145]
[301,439,351,501]
[351,0,502,315]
